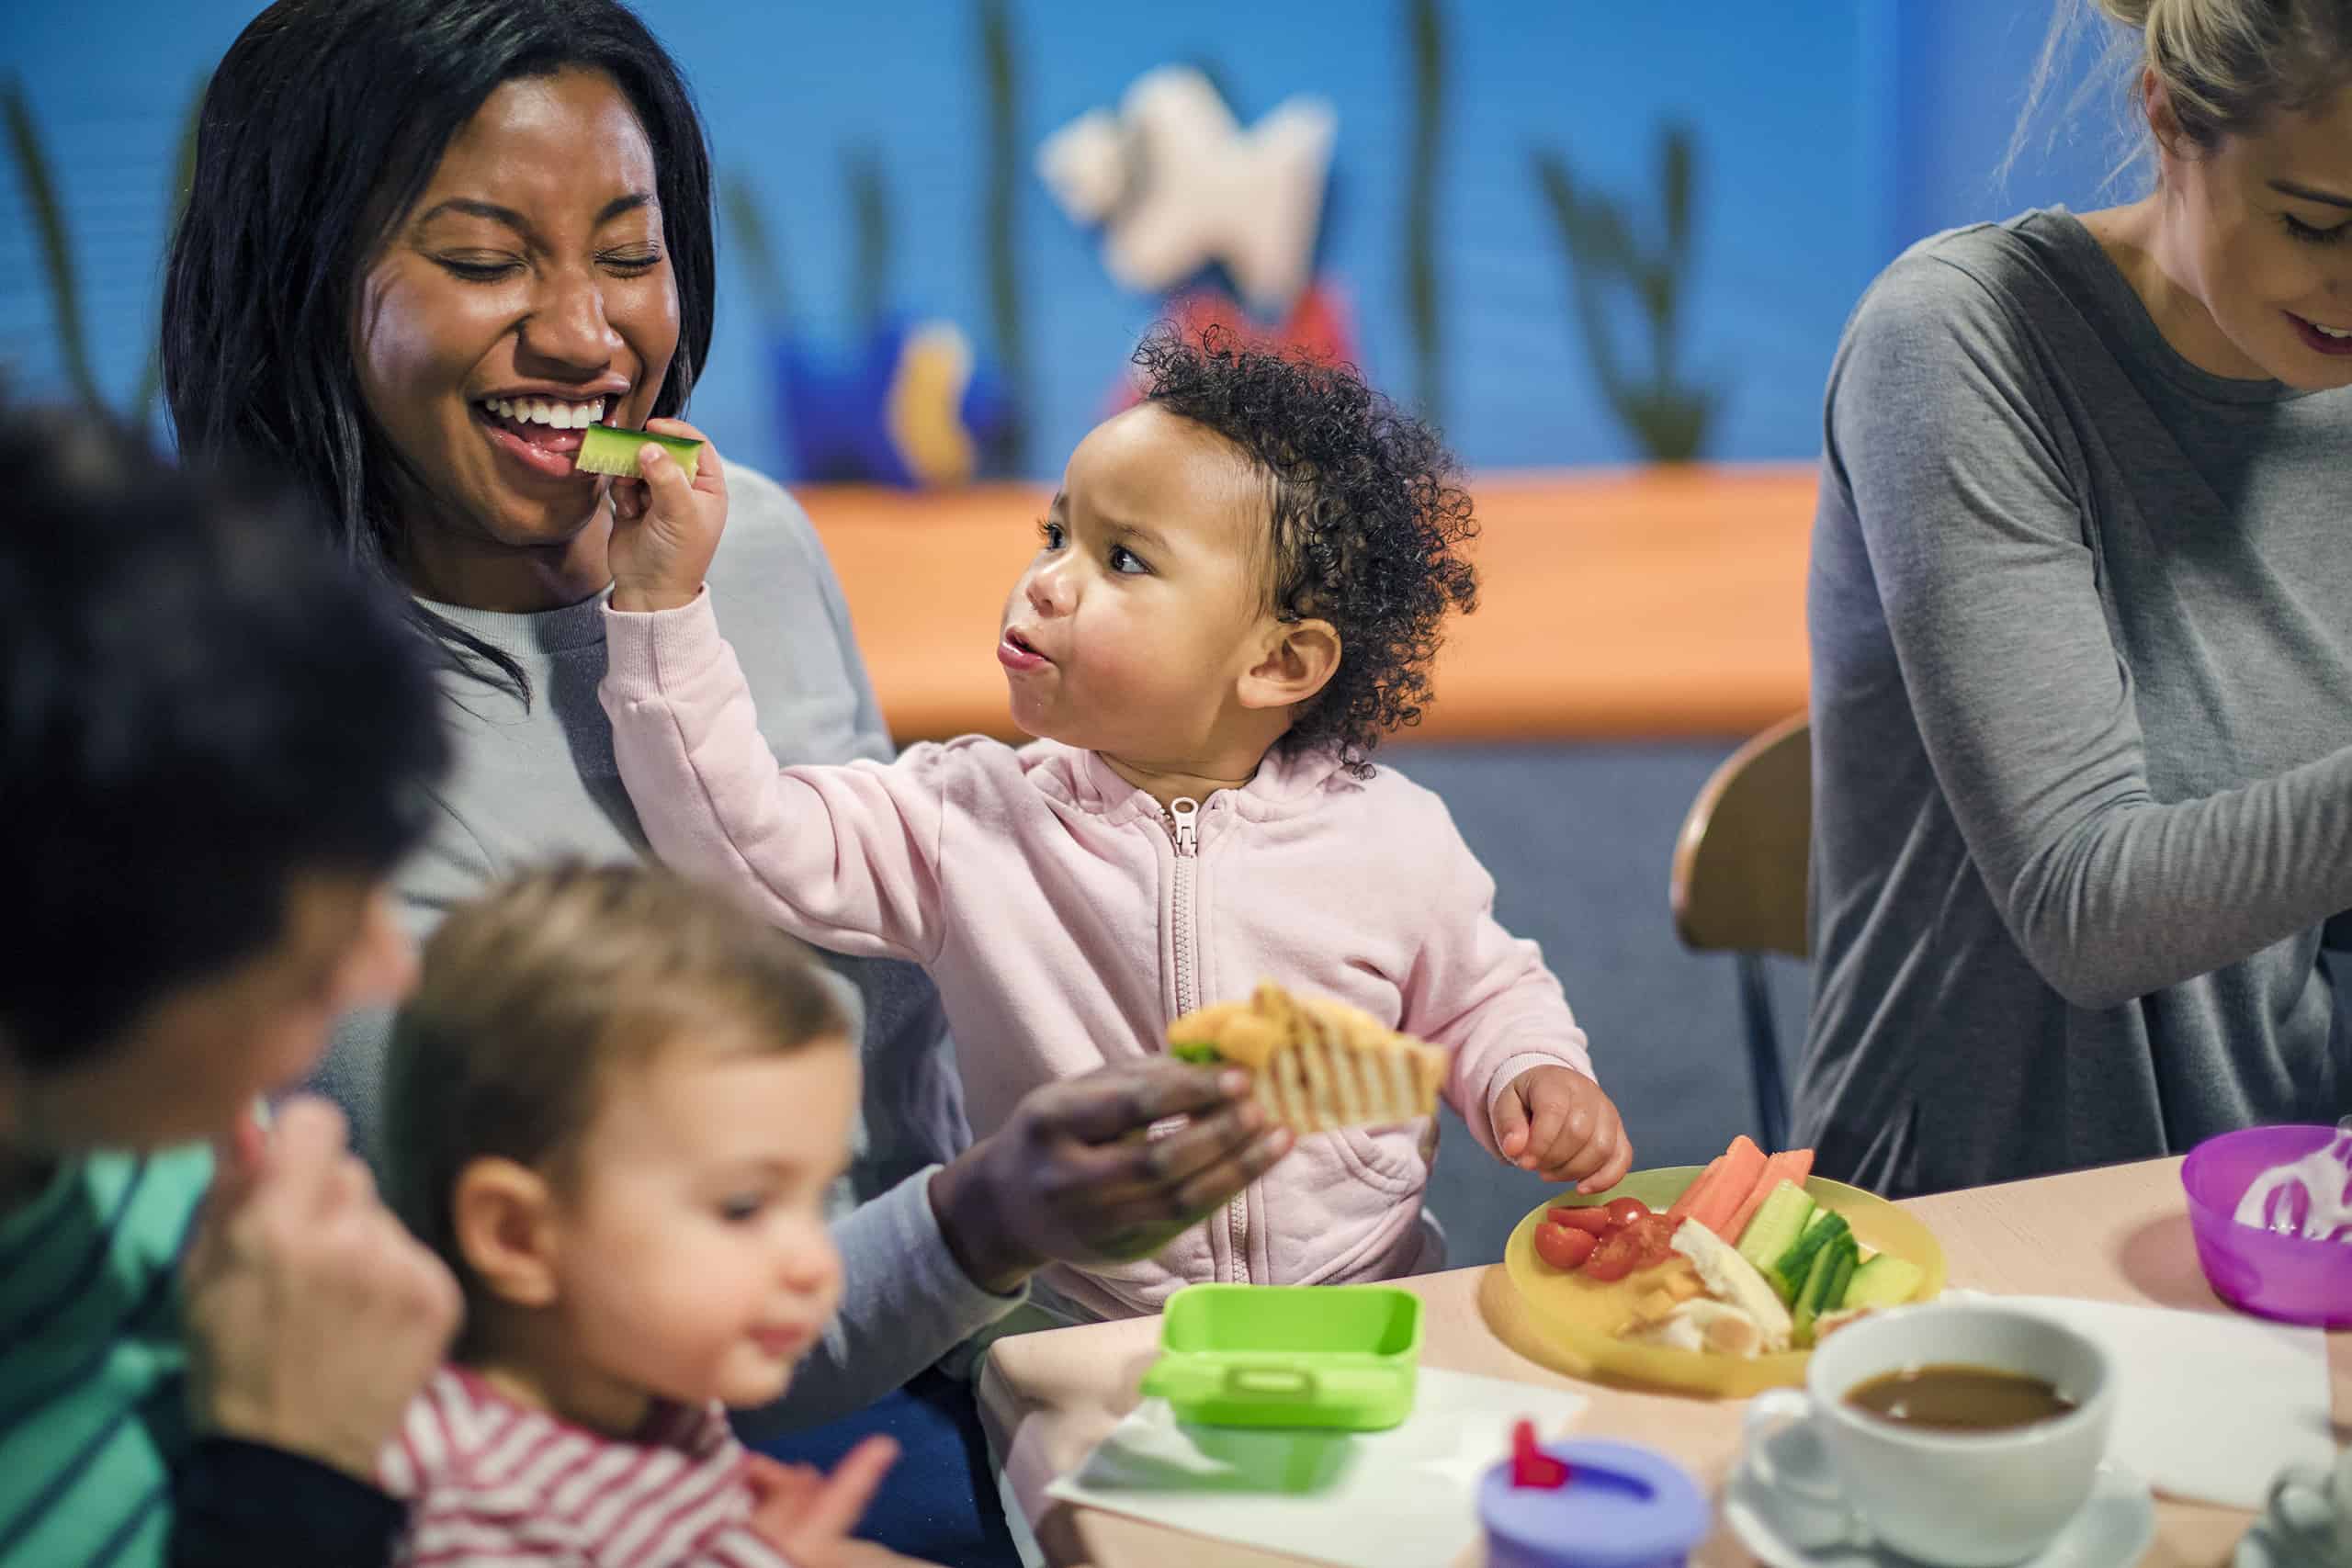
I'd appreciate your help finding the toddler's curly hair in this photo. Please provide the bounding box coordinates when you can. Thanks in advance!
[1134,325,1477,773]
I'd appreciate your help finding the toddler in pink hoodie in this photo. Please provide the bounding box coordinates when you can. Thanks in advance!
[595,328,1632,1318]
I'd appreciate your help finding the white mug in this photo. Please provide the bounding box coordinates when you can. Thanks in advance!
[1742,1303,2115,1567]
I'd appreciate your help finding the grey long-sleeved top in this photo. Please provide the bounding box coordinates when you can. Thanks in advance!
[1800,209,2352,1196]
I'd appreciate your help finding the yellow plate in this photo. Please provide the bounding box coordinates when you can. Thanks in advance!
[1497,1166,1946,1398]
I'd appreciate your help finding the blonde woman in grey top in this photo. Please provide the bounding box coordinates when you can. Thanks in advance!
[1802,0,2352,1195]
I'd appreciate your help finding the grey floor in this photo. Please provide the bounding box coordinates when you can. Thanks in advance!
[1383,739,1809,1269]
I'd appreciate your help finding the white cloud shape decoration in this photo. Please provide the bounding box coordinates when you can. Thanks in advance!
[1036,65,1337,317]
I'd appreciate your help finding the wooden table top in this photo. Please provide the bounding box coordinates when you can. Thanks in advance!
[978,1156,2352,1568]
[797,465,1817,745]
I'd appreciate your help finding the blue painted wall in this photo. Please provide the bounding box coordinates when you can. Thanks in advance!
[1876,0,2130,258]
[0,0,2127,478]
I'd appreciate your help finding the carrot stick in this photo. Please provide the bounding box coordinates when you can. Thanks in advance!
[1724,1149,1813,1244]
[1721,1153,1789,1244]
[1665,1155,1726,1224]
[1690,1135,1768,1236]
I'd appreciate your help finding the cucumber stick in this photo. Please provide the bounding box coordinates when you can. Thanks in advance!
[1736,1183,1814,1275]
[1826,1236,1860,1311]
[1770,1211,1849,1304]
[1843,1252,1925,1309]
[1791,1234,1859,1348]
[574,423,705,481]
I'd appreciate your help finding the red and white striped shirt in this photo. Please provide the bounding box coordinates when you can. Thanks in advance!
[378,1367,796,1568]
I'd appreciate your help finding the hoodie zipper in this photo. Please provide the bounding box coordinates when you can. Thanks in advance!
[1161,795,1247,1282]
[1165,796,1200,1013]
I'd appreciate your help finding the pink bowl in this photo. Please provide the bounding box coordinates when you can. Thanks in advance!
[2181,1124,2352,1329]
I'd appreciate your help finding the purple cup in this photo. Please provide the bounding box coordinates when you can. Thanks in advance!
[2181,1124,2352,1329]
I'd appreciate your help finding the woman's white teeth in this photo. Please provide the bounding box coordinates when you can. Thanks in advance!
[2312,321,2352,340]
[483,396,605,428]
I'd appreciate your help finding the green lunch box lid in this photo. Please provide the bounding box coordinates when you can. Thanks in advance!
[1138,1283,1424,1431]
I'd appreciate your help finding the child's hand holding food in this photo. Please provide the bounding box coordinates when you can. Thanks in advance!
[605,417,727,613]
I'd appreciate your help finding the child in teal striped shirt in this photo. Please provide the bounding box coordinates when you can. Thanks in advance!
[0,404,452,1568]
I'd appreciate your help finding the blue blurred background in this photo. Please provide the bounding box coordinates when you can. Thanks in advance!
[2,0,2117,476]
[1,0,2127,1269]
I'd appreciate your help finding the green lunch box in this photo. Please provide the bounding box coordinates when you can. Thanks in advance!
[1137,1283,1423,1431]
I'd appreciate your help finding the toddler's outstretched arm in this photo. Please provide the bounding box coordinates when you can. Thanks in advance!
[602,431,952,964]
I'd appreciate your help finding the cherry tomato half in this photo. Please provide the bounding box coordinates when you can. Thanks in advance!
[1626,1213,1679,1269]
[1581,1226,1645,1282]
[1546,1205,1613,1235]
[1604,1197,1652,1230]
[1532,1220,1599,1271]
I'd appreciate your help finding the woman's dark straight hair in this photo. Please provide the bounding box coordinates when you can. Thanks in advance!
[161,0,716,698]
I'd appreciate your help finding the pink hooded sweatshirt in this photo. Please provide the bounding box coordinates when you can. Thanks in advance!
[600,594,1597,1317]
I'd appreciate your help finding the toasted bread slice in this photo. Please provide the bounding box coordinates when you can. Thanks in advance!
[1622,1298,1768,1358]
[1669,1218,1793,1353]
[1168,980,1448,1133]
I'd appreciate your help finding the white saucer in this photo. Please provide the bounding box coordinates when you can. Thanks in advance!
[1724,1454,2157,1568]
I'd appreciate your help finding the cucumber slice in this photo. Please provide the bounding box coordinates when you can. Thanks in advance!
[1736,1182,1815,1275]
[1792,1234,1858,1348]
[1789,1248,1829,1347]
[1170,1042,1223,1066]
[1824,1236,1860,1313]
[1843,1253,1925,1309]
[574,423,705,481]
[1770,1211,1849,1304]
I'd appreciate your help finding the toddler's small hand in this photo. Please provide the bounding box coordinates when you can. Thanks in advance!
[742,1436,900,1568]
[1496,1066,1634,1192]
[607,417,728,614]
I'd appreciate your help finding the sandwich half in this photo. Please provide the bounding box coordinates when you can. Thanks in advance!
[1168,980,1449,1134]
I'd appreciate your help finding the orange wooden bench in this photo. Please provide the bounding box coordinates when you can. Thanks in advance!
[796,464,1816,745]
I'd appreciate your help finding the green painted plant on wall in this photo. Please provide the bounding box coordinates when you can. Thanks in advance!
[1402,0,1446,434]
[725,145,1015,485]
[714,0,1026,488]
[847,145,893,331]
[723,146,898,326]
[2,74,205,423]
[979,0,1030,472]
[722,173,791,322]
[1533,124,1720,464]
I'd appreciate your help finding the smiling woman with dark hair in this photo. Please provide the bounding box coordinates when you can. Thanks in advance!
[159,2,1290,1561]
[164,0,716,695]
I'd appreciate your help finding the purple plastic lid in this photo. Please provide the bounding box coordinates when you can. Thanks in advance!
[1479,1439,1711,1568]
